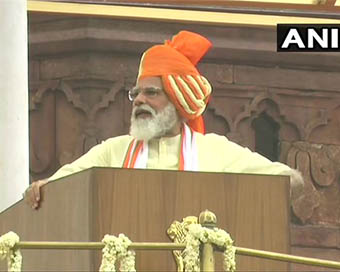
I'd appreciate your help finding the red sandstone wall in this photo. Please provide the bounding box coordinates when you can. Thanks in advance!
[28,13,340,270]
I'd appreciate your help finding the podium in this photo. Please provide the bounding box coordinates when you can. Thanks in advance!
[0,168,290,271]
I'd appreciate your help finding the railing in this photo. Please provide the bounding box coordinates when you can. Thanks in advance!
[13,241,340,270]
[2,210,340,271]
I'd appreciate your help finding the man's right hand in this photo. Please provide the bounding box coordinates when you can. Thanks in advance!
[24,179,48,209]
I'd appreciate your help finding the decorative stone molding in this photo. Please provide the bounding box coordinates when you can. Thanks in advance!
[286,142,340,225]
[29,77,125,178]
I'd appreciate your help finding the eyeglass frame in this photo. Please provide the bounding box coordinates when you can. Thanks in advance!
[127,87,165,102]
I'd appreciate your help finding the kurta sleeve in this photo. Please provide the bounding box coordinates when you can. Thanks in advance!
[201,133,304,197]
[223,137,304,197]
[47,136,132,181]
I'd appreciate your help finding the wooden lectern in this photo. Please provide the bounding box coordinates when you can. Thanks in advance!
[0,168,290,271]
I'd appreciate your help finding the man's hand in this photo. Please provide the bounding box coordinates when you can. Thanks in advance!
[24,179,48,209]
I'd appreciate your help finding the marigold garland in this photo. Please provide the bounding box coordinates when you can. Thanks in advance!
[0,231,22,272]
[183,224,236,272]
[99,234,136,272]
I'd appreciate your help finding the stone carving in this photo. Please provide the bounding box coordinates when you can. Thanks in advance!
[286,142,340,225]
[204,104,231,137]
[31,80,88,113]
[29,79,125,178]
[88,80,124,121]
[288,142,337,187]
[208,92,301,147]
[30,80,88,176]
[236,93,302,140]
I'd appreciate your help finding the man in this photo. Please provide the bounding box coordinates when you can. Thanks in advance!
[25,31,303,209]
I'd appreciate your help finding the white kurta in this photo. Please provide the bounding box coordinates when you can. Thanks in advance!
[48,133,294,181]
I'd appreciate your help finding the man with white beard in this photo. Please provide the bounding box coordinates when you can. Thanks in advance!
[130,97,179,142]
[25,31,303,209]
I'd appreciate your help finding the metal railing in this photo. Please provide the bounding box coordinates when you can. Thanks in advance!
[14,240,340,270]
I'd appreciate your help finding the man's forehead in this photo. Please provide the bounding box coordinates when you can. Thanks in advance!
[135,76,163,89]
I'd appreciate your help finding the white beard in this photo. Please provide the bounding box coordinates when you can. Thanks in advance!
[130,103,179,141]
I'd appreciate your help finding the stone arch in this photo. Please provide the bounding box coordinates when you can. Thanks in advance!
[234,93,300,152]
[252,112,280,161]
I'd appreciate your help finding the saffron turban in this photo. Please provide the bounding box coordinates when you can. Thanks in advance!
[137,31,212,134]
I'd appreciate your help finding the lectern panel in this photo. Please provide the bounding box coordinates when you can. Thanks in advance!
[0,168,290,271]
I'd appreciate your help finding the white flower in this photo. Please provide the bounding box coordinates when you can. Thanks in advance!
[99,234,136,272]
[0,231,22,272]
[183,225,236,272]
[120,250,136,272]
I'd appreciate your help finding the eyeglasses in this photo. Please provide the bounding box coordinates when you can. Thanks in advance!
[127,87,163,102]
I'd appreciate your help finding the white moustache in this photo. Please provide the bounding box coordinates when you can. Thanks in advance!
[132,104,156,120]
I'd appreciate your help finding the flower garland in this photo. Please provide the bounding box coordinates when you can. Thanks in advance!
[183,224,236,272]
[99,234,136,272]
[0,231,22,272]
[0,228,234,272]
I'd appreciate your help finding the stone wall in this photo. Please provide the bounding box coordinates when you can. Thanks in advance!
[28,12,340,269]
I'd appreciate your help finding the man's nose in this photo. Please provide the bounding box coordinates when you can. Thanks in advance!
[133,91,147,106]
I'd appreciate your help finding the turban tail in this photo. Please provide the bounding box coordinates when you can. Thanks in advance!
[137,31,212,134]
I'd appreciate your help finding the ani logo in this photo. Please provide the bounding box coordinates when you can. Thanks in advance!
[277,24,340,52]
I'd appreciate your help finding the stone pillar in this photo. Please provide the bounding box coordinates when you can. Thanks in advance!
[0,0,29,212]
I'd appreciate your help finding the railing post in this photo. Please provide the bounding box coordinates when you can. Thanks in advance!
[199,210,217,272]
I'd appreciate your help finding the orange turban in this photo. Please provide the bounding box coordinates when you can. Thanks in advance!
[137,31,212,134]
